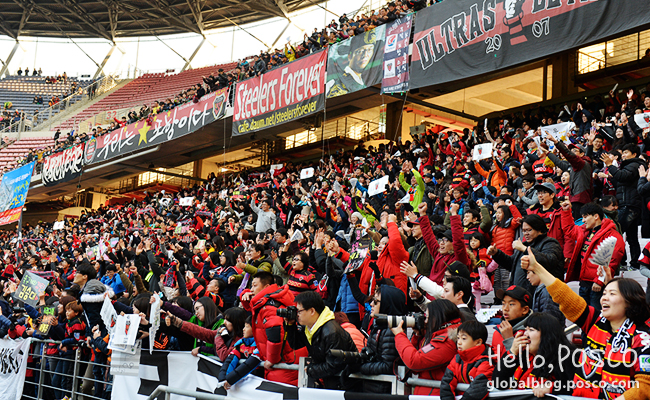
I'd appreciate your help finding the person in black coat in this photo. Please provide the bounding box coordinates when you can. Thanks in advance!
[293,291,358,389]
[357,285,405,393]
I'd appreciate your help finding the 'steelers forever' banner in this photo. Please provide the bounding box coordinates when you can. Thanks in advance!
[232,50,327,136]
[42,143,85,187]
[85,87,229,165]
[381,14,413,94]
[410,0,650,89]
[326,26,386,98]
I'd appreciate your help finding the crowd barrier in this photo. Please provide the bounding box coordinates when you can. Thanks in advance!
[20,324,585,399]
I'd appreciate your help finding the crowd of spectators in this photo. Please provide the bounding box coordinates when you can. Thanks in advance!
[1,82,650,400]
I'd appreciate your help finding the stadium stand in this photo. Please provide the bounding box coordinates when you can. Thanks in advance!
[0,136,54,170]
[55,63,236,131]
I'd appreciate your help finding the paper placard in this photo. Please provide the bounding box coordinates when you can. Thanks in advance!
[300,167,314,180]
[111,314,140,347]
[53,221,65,230]
[12,272,49,307]
[270,164,283,175]
[541,122,571,144]
[368,175,389,197]
[398,193,411,204]
[333,181,342,193]
[148,299,161,354]
[634,112,650,129]
[472,142,493,161]
[290,229,304,242]
[179,197,194,207]
[101,296,118,334]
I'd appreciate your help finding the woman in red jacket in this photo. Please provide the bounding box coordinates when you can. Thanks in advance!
[392,299,462,395]
[490,202,521,293]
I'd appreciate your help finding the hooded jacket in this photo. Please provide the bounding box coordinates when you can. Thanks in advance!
[359,286,406,393]
[240,283,308,385]
[562,209,625,284]
[608,157,646,209]
[548,141,593,204]
[440,344,493,400]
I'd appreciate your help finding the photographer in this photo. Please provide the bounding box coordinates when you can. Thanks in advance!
[292,290,357,389]
[240,271,307,386]
[392,299,462,395]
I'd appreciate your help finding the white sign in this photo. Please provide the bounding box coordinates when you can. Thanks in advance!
[100,296,118,334]
[53,221,65,230]
[541,122,571,144]
[0,338,31,400]
[368,176,389,196]
[398,193,411,204]
[300,167,314,179]
[472,142,493,161]
[290,229,304,242]
[634,112,650,129]
[149,299,161,354]
[270,163,283,175]
[333,181,342,193]
[110,341,142,376]
[112,314,141,346]
[179,197,194,207]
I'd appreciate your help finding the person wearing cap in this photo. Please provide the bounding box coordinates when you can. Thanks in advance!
[527,181,573,262]
[561,201,624,309]
[545,133,593,219]
[491,285,532,357]
[450,160,471,192]
[402,258,471,305]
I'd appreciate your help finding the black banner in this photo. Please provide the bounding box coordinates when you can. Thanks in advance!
[410,0,650,89]
[85,87,229,165]
[42,143,84,187]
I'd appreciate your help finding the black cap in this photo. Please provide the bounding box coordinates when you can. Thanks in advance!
[447,261,471,281]
[495,285,532,308]
[423,173,433,179]
[435,229,453,242]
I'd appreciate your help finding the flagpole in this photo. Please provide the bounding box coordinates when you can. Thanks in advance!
[16,211,22,267]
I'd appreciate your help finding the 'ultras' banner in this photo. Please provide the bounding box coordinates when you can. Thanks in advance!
[85,87,230,164]
[0,338,30,400]
[381,14,413,94]
[326,25,386,98]
[409,0,650,89]
[232,50,327,136]
[0,162,34,226]
[42,143,84,187]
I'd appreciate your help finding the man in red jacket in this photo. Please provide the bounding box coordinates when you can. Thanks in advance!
[240,271,308,385]
[561,201,624,309]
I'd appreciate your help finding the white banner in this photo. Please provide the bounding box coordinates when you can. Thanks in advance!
[634,112,650,129]
[300,167,314,180]
[53,221,65,230]
[472,143,493,161]
[368,176,389,197]
[0,338,31,400]
[540,122,571,144]
[179,197,194,207]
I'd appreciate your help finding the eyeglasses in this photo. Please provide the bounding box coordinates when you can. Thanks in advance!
[438,237,450,243]
[293,258,302,262]
[371,298,381,304]
[296,308,307,315]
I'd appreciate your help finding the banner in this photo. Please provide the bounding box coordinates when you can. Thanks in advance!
[368,175,389,196]
[232,50,327,136]
[326,25,386,98]
[0,338,30,400]
[409,0,650,89]
[42,143,85,187]
[0,162,35,226]
[86,87,230,164]
[381,14,413,94]
[300,167,314,180]
[634,112,650,129]
[12,271,49,307]
[540,122,571,144]
[473,142,493,161]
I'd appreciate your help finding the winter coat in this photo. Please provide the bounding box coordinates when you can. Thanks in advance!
[532,284,564,325]
[527,201,573,259]
[394,319,461,395]
[493,234,564,294]
[490,204,522,256]
[419,214,471,287]
[608,157,646,209]
[359,285,406,393]
[340,321,365,351]
[440,344,493,400]
[359,220,409,297]
[491,313,530,358]
[240,283,308,385]
[474,162,507,191]
[548,141,593,204]
[562,210,625,284]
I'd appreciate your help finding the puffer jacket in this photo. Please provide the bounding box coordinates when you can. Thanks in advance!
[419,214,471,286]
[562,209,625,284]
[548,141,593,204]
[608,157,646,209]
[359,285,406,393]
[440,344,493,400]
[532,284,564,324]
[490,204,522,256]
[240,283,308,385]
[527,202,573,259]
[492,234,564,294]
[394,319,461,395]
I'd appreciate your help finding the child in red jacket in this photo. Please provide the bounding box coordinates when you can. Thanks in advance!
[440,320,494,400]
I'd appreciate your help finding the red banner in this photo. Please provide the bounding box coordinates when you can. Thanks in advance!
[232,50,327,136]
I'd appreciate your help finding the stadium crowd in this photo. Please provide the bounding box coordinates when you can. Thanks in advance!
[0,83,650,400]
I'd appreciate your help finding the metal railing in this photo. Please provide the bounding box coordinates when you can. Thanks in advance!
[576,29,650,75]
[146,386,232,400]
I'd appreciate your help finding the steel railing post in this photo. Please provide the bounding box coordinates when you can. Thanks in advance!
[36,344,46,400]
[71,347,80,400]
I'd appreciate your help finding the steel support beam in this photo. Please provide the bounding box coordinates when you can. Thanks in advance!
[186,0,204,33]
[94,43,116,79]
[0,41,20,78]
[0,15,17,39]
[52,0,113,41]
[271,20,291,49]
[150,0,201,34]
[181,37,206,72]
[154,34,190,66]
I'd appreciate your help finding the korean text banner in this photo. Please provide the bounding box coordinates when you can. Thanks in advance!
[232,50,327,136]
[42,143,84,187]
[381,14,413,94]
[85,87,230,165]
[326,25,386,98]
[0,162,35,226]
[409,0,650,89]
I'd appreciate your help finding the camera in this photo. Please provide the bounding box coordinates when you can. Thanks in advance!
[374,313,426,330]
[328,349,369,363]
[276,306,298,320]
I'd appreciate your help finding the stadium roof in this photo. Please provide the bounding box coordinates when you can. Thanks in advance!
[0,0,322,40]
